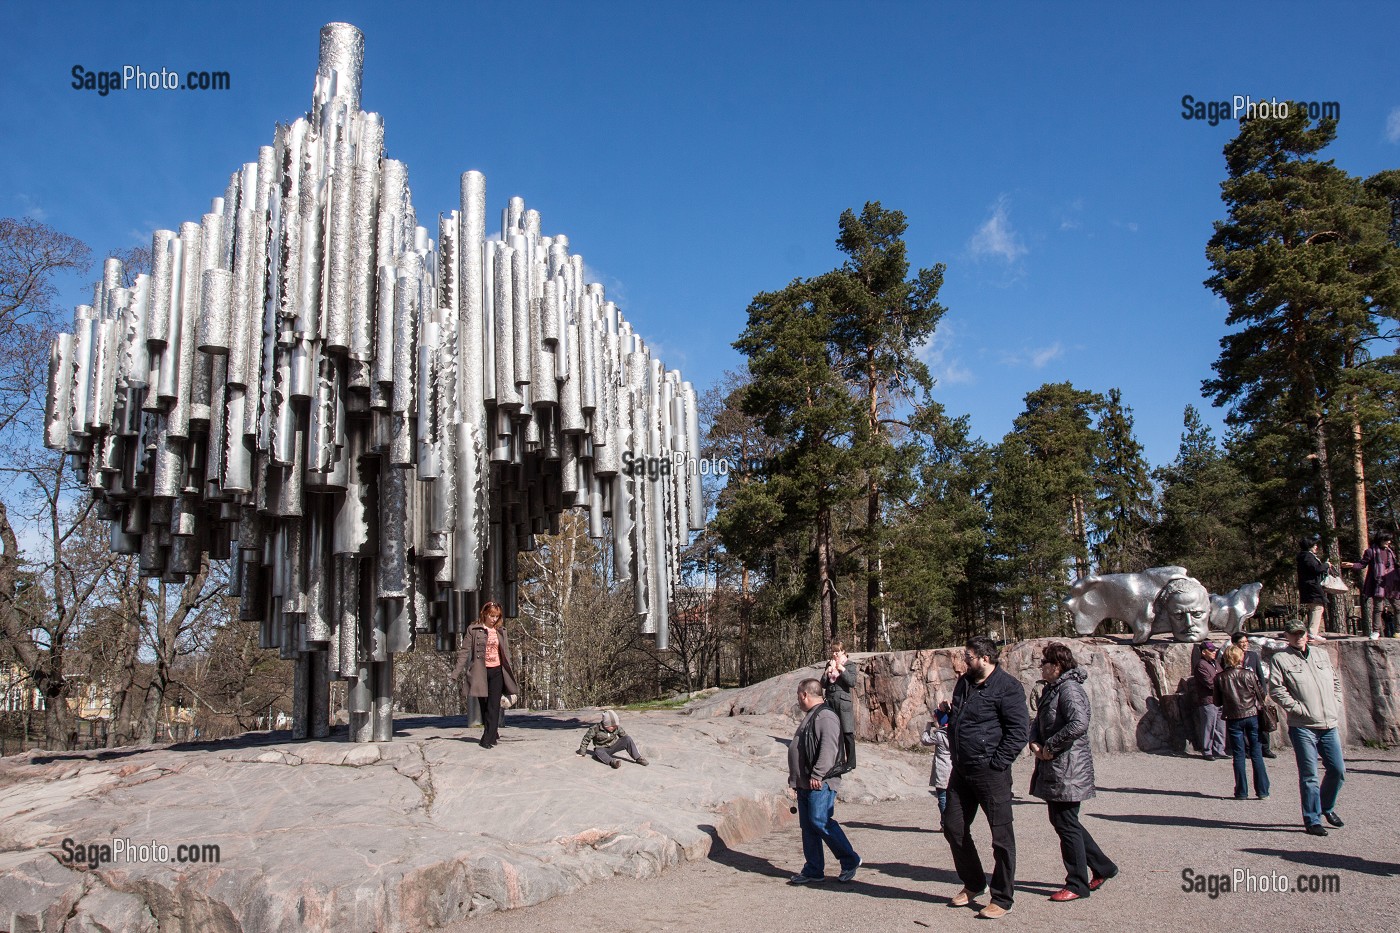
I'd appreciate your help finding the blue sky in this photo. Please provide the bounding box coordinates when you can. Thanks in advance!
[3,1,1397,468]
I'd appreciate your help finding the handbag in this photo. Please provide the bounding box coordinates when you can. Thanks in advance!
[1321,573,1350,594]
[1258,703,1279,732]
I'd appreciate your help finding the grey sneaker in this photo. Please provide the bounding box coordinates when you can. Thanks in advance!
[838,856,862,882]
[788,873,824,885]
[637,757,649,766]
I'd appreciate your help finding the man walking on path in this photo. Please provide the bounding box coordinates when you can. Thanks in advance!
[943,636,1030,919]
[786,679,860,885]
[1269,619,1346,837]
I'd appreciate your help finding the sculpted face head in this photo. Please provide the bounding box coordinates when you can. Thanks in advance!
[1154,577,1211,642]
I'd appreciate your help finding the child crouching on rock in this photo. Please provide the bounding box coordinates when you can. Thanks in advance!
[920,701,952,830]
[577,710,649,768]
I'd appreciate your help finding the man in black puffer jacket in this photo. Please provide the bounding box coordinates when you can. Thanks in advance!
[943,636,1029,919]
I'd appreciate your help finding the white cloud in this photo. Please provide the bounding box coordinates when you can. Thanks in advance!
[968,195,1027,263]
[1387,107,1400,144]
[1030,342,1063,368]
[916,320,974,386]
[1000,341,1063,369]
[16,194,46,221]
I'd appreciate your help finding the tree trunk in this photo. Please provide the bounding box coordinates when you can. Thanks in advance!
[1310,410,1344,633]
[817,509,838,642]
[866,480,880,652]
[738,565,751,687]
[1350,406,1369,555]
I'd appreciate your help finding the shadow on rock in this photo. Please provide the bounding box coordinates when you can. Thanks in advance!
[698,824,788,878]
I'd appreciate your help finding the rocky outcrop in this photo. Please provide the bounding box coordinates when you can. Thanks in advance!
[686,636,1400,754]
[0,710,929,933]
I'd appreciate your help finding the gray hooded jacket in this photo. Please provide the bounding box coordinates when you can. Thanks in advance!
[1029,667,1096,803]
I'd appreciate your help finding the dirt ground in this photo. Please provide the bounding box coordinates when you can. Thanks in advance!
[456,748,1400,933]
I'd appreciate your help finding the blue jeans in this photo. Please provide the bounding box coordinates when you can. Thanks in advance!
[1226,716,1269,799]
[1288,726,1346,827]
[796,784,859,878]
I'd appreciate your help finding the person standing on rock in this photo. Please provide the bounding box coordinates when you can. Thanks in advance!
[1194,642,1227,761]
[1296,534,1332,641]
[1269,618,1346,837]
[787,678,861,885]
[452,601,517,749]
[1028,642,1118,903]
[943,635,1029,919]
[1214,645,1270,800]
[821,641,858,772]
[1341,530,1398,641]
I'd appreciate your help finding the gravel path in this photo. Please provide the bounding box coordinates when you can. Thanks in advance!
[458,748,1400,933]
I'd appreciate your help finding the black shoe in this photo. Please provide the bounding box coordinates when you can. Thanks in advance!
[1323,811,1344,827]
[1305,824,1329,837]
[1203,755,1216,761]
[1262,750,1277,759]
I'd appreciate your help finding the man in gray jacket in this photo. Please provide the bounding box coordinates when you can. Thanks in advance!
[1269,618,1346,836]
[787,678,860,884]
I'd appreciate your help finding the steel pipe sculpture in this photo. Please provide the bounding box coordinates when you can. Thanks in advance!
[43,23,706,742]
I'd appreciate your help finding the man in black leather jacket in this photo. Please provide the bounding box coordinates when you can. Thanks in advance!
[943,636,1029,919]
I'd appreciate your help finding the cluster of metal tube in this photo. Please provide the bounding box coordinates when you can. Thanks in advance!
[42,23,704,742]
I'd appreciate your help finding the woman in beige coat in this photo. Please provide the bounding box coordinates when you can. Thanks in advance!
[452,602,518,748]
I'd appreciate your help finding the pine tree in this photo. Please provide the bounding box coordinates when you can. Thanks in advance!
[1203,106,1400,594]
[1093,389,1156,573]
[1152,406,1259,591]
[726,279,862,641]
[822,202,947,650]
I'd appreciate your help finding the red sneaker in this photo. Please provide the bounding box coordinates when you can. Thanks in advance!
[1049,889,1082,902]
[1088,874,1113,892]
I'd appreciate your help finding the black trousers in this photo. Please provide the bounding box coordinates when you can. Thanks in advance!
[842,732,857,771]
[1046,801,1117,896]
[943,763,1016,909]
[478,666,503,745]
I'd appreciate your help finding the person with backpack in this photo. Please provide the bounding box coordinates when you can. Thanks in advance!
[786,678,860,885]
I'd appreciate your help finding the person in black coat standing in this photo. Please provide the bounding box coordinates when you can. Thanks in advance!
[943,636,1030,920]
[820,640,857,772]
[1029,642,1118,902]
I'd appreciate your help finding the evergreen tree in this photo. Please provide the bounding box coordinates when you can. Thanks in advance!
[882,402,990,648]
[1152,406,1259,591]
[990,382,1104,635]
[1092,389,1156,573]
[1203,106,1400,590]
[725,279,862,641]
[822,202,947,650]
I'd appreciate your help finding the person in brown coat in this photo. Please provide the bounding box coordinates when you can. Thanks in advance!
[451,601,518,748]
[1213,645,1270,800]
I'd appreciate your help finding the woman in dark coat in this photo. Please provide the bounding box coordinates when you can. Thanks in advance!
[1029,642,1118,902]
[451,601,518,749]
